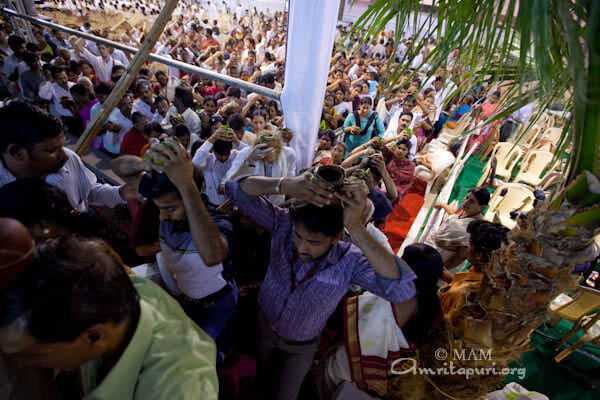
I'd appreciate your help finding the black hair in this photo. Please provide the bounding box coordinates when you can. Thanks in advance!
[7,35,25,52]
[203,95,217,106]
[70,83,89,97]
[423,87,435,97]
[226,86,241,98]
[400,243,443,344]
[0,236,140,343]
[154,94,168,106]
[290,202,344,237]
[22,51,38,64]
[138,170,202,200]
[262,72,276,85]
[131,111,145,124]
[145,121,164,136]
[227,113,246,131]
[359,97,373,106]
[468,187,491,206]
[50,65,67,78]
[467,220,509,262]
[213,139,233,156]
[434,76,444,83]
[396,138,411,149]
[319,129,336,145]
[25,42,40,53]
[154,69,166,78]
[174,123,190,137]
[94,81,112,96]
[0,101,64,154]
[139,68,151,77]
[111,64,126,75]
[399,110,414,121]
[174,86,194,109]
[491,90,501,98]
[214,92,226,101]
[251,109,268,120]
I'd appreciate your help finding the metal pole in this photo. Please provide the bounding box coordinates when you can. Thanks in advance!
[1,7,281,100]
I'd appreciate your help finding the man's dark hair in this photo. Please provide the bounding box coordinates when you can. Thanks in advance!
[50,65,67,78]
[138,170,202,200]
[131,111,145,124]
[145,121,164,136]
[70,83,89,97]
[7,35,25,52]
[448,139,463,157]
[111,64,126,75]
[467,220,509,262]
[25,42,39,53]
[0,236,139,343]
[22,51,38,65]
[174,86,194,109]
[399,110,413,121]
[154,69,167,78]
[434,76,444,83]
[468,187,491,206]
[213,139,233,156]
[174,123,190,137]
[319,129,336,145]
[262,72,275,85]
[139,67,151,77]
[227,113,246,131]
[94,81,112,96]
[226,86,241,98]
[0,101,64,154]
[290,203,344,237]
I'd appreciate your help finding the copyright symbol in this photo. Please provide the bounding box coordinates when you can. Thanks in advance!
[435,348,448,361]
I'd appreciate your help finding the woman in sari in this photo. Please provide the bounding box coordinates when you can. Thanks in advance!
[318,244,443,399]
[313,129,336,165]
[380,138,415,206]
[467,90,501,151]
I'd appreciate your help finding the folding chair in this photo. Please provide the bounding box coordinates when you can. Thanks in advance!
[512,150,555,187]
[483,183,535,229]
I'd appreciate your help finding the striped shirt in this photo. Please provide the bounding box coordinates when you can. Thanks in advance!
[0,148,125,212]
[225,179,416,341]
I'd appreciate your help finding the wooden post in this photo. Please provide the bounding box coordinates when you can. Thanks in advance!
[74,0,178,155]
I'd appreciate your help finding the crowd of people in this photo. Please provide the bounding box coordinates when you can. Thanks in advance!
[0,1,536,400]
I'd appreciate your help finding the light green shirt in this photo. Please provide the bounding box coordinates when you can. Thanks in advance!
[81,276,218,400]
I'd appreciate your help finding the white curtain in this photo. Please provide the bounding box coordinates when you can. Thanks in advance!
[281,0,340,172]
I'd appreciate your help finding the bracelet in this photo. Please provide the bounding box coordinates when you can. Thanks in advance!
[274,177,285,194]
[244,159,256,168]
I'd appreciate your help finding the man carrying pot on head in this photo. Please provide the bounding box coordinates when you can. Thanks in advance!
[224,171,417,400]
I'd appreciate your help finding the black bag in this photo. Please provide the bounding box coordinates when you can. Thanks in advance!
[353,111,378,138]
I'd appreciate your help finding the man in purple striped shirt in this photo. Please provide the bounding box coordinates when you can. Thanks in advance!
[225,173,416,400]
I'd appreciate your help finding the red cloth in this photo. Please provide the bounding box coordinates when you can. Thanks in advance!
[200,38,220,51]
[386,159,415,206]
[383,178,427,254]
[120,128,148,156]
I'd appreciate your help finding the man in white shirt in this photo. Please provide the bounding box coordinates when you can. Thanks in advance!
[110,47,130,67]
[73,40,123,82]
[193,129,239,206]
[105,94,134,156]
[501,102,534,141]
[173,86,202,135]
[38,66,84,136]
[207,1,218,21]
[0,101,132,212]
[132,80,157,121]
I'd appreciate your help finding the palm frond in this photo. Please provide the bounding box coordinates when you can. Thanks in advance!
[346,0,597,185]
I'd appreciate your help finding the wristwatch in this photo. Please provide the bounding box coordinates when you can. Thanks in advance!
[244,159,256,168]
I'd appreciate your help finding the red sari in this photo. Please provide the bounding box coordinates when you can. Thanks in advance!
[387,159,415,206]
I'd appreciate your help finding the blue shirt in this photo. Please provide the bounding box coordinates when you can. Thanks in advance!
[343,110,385,156]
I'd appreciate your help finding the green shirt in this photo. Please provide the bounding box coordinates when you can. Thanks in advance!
[81,276,218,400]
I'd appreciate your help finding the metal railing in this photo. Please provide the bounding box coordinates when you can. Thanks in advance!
[2,7,281,100]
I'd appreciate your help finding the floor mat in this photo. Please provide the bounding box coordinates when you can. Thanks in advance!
[383,178,427,253]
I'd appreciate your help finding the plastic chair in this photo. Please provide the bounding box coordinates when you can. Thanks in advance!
[477,143,524,186]
[515,123,543,149]
[541,127,564,148]
[483,183,535,229]
[438,110,473,143]
[512,150,555,187]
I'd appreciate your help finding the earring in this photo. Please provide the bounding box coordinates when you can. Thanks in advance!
[42,228,50,235]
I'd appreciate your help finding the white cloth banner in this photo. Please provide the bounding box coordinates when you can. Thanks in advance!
[281,0,341,172]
